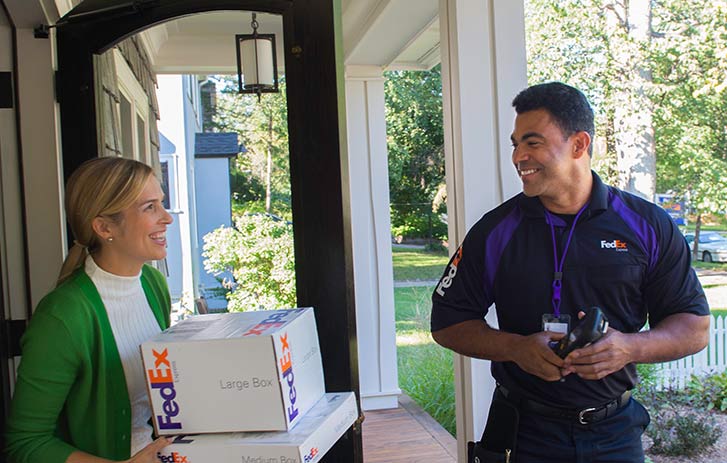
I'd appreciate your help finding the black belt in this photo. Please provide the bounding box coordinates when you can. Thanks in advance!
[496,385,631,425]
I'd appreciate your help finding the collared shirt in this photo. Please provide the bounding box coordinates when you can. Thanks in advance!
[431,172,709,407]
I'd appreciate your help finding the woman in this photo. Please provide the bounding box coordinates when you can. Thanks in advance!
[6,157,175,462]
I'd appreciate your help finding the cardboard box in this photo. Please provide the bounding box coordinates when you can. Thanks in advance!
[156,392,359,463]
[141,308,325,435]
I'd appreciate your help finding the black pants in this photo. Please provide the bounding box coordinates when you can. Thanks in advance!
[514,398,650,463]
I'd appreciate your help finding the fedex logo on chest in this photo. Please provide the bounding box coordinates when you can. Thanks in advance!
[600,239,628,252]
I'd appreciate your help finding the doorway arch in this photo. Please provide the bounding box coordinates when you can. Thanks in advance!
[55,1,361,461]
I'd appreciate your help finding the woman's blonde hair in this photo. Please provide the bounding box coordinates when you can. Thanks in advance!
[57,157,155,285]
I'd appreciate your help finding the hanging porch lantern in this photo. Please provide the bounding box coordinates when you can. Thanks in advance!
[235,13,279,99]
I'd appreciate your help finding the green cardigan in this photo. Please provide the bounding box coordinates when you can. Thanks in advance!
[5,264,171,463]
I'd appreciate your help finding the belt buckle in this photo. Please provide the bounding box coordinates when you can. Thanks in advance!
[578,407,598,425]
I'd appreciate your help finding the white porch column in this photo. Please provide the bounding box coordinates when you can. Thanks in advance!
[344,64,401,411]
[439,0,527,460]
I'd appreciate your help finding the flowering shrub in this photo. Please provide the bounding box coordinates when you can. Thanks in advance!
[202,213,296,311]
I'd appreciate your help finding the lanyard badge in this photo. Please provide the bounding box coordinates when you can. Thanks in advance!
[541,202,589,334]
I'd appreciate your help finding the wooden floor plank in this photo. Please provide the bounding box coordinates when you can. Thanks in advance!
[362,394,457,463]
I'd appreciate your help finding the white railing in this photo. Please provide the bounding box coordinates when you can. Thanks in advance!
[654,314,727,390]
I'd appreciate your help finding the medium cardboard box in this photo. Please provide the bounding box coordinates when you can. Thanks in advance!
[155,392,358,463]
[141,308,325,435]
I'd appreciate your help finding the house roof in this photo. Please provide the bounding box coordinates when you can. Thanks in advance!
[194,132,243,158]
[159,131,176,155]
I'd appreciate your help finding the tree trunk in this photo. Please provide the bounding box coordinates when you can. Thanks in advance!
[608,0,656,201]
[265,110,273,213]
[692,213,702,261]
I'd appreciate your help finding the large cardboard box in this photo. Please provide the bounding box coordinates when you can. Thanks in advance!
[156,392,358,463]
[141,308,325,435]
[157,392,358,463]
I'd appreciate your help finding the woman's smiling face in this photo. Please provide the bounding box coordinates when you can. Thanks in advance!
[96,176,173,275]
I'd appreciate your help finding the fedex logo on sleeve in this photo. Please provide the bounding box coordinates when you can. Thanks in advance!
[278,332,299,422]
[147,348,182,430]
[436,246,463,297]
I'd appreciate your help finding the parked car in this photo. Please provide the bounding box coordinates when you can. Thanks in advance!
[683,231,727,262]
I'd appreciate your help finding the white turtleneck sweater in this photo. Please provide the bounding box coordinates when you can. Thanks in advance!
[85,256,161,455]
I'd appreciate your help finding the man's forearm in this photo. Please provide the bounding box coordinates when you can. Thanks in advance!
[432,319,522,362]
[629,312,710,364]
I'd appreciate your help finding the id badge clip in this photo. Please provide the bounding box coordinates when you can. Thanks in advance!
[542,313,570,334]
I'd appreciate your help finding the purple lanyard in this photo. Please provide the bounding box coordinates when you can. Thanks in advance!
[546,202,589,317]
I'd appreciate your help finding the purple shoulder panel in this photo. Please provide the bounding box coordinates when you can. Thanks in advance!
[485,207,523,290]
[609,191,659,273]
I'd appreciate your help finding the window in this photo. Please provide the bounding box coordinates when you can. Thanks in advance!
[114,49,150,163]
[160,160,171,210]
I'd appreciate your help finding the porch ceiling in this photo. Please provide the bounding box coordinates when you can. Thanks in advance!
[134,0,440,75]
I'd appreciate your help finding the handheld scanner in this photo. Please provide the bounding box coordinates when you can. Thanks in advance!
[551,307,609,359]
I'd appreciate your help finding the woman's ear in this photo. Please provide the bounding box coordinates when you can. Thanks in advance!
[91,216,114,243]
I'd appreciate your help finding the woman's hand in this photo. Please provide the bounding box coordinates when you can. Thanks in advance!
[66,438,172,463]
[126,437,173,463]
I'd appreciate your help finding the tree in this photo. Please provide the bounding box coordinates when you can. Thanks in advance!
[526,0,727,247]
[525,0,657,199]
[211,76,291,218]
[384,66,446,240]
[203,213,296,311]
[649,0,727,257]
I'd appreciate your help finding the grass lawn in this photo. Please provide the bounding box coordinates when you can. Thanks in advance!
[692,261,727,271]
[392,246,449,281]
[394,285,456,436]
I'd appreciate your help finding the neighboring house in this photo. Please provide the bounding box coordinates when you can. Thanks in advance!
[157,75,239,313]
[192,131,240,309]
[0,1,527,459]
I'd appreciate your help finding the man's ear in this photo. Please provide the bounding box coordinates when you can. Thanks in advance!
[91,216,114,242]
[572,131,591,159]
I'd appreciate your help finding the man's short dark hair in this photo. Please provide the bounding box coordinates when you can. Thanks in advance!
[512,82,595,155]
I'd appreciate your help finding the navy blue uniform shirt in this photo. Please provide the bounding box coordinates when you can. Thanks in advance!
[431,172,709,407]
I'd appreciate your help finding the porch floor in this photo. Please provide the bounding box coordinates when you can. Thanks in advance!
[362,394,457,463]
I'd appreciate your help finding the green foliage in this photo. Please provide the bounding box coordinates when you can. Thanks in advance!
[636,379,722,458]
[202,213,296,311]
[649,1,727,217]
[635,363,660,393]
[648,412,721,457]
[688,371,727,412]
[385,66,447,240]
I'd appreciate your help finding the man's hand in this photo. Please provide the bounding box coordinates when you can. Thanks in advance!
[561,310,710,380]
[511,331,568,382]
[432,320,569,382]
[561,327,633,380]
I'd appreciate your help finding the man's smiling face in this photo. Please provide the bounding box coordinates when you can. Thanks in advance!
[510,108,579,203]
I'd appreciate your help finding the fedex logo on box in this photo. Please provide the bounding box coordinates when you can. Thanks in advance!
[147,348,182,430]
[303,447,319,462]
[244,310,298,337]
[279,332,299,423]
[157,451,188,463]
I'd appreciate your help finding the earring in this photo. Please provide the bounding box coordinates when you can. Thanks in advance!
[107,237,114,243]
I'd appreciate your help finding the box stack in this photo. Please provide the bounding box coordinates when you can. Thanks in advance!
[141,307,358,463]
